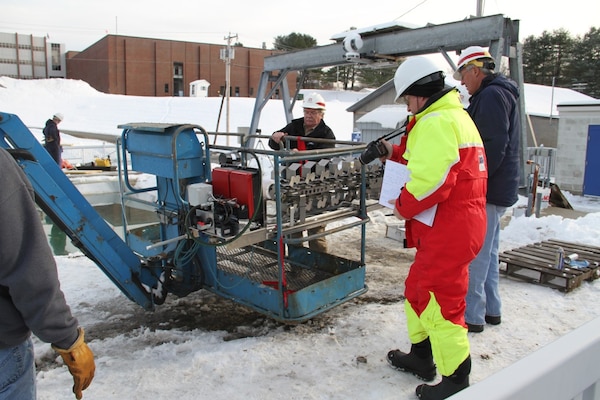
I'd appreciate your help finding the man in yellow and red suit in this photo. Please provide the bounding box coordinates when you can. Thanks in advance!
[379,56,487,400]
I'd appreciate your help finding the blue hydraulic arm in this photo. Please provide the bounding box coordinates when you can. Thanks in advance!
[0,112,155,310]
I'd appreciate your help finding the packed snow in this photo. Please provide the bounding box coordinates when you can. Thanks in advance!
[1,77,600,400]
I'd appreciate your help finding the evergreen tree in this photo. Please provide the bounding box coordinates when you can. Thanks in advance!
[567,27,600,98]
[273,33,317,51]
[322,65,357,90]
[523,27,599,98]
[523,29,574,87]
[355,65,397,88]
[272,33,323,89]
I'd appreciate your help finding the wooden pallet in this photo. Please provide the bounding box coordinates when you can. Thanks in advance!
[499,239,600,292]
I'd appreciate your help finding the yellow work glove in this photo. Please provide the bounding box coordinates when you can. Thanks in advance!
[52,327,96,399]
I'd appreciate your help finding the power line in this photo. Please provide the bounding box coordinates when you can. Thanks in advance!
[393,0,431,20]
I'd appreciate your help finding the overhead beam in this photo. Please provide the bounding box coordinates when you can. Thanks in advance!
[248,14,521,149]
[263,14,519,72]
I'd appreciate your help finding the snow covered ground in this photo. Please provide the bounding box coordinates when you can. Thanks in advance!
[1,77,600,399]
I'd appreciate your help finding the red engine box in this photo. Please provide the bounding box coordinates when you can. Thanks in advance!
[211,167,263,222]
[211,167,231,198]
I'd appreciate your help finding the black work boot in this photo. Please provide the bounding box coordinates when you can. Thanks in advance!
[387,338,436,381]
[415,355,471,400]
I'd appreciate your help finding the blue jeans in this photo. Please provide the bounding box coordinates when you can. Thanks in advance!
[465,203,506,325]
[0,338,36,400]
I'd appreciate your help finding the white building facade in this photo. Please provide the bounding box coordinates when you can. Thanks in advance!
[555,102,600,196]
[0,32,66,79]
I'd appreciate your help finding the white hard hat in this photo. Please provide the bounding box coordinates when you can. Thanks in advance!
[302,92,326,110]
[393,57,445,101]
[453,46,495,79]
[53,113,64,121]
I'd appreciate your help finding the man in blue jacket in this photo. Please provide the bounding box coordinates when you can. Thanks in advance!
[454,46,521,333]
[43,113,63,165]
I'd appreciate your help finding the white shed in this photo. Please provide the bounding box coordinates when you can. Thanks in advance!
[189,79,210,97]
[555,101,600,195]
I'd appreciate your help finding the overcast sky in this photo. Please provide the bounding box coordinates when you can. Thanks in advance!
[2,0,599,53]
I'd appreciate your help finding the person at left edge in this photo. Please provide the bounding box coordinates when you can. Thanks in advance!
[268,92,336,253]
[43,112,64,165]
[0,148,95,399]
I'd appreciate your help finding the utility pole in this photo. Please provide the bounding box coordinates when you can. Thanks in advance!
[222,32,237,144]
[476,0,484,16]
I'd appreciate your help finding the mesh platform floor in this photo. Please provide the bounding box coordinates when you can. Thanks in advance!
[216,246,333,291]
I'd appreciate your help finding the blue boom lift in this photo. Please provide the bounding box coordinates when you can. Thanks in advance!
[0,15,524,323]
[0,111,384,322]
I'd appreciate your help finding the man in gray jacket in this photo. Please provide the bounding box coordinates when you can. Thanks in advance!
[0,148,95,399]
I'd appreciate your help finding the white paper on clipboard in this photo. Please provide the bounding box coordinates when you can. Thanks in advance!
[378,160,437,227]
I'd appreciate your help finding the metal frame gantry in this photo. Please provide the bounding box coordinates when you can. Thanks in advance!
[247,14,527,185]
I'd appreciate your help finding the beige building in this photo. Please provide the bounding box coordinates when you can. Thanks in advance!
[0,32,66,79]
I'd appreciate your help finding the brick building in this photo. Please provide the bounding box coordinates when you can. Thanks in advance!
[66,35,296,97]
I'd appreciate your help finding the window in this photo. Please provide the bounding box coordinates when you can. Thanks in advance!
[164,84,169,93]
[173,63,183,96]
[173,63,183,78]
[51,43,61,71]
